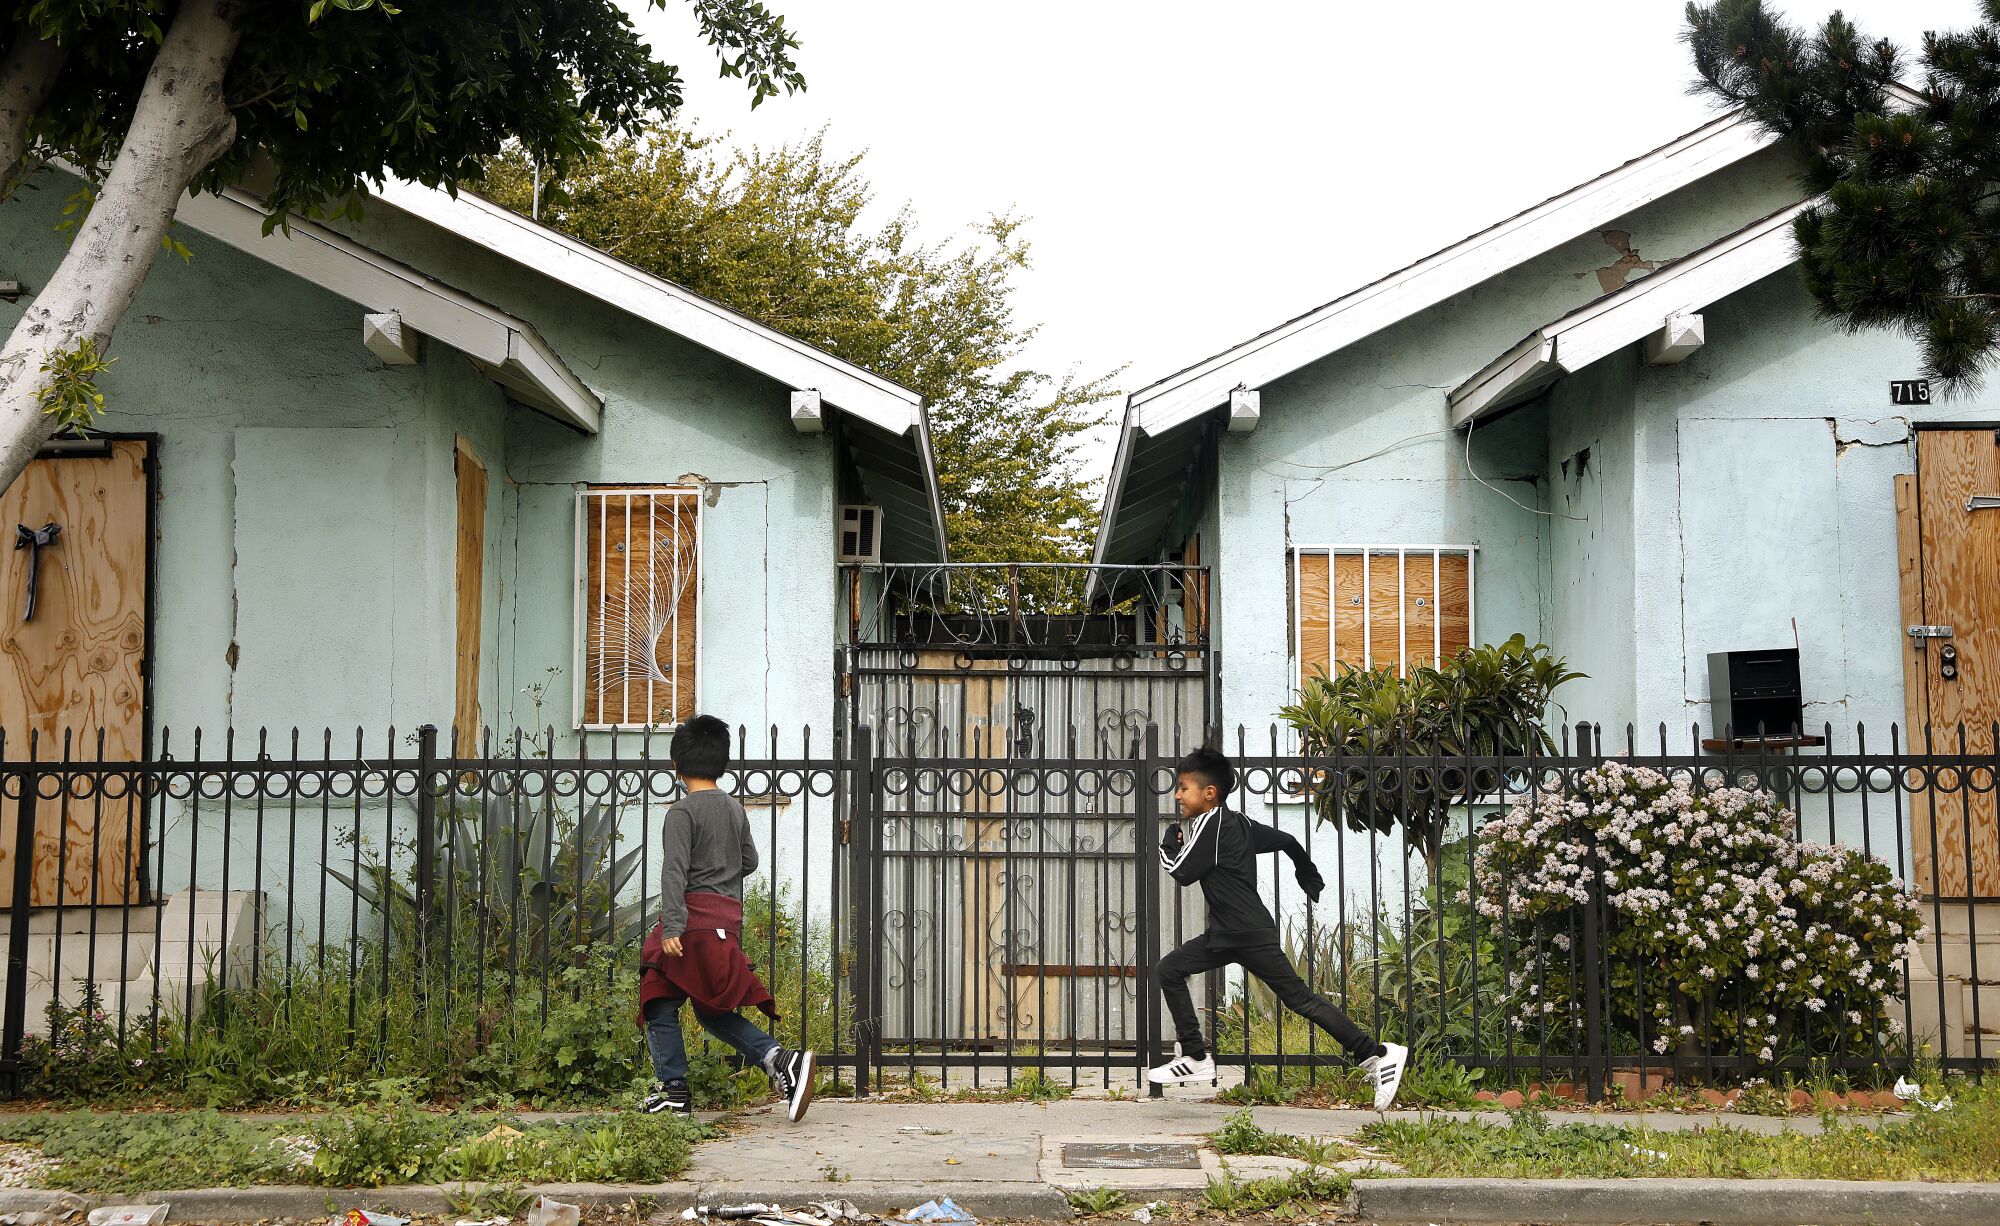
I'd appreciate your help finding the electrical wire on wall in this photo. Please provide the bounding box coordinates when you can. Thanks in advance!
[1463,413,1587,522]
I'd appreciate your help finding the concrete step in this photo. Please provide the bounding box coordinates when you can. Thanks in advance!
[0,889,261,1037]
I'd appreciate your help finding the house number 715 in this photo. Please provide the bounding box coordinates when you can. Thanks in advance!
[1890,379,1931,405]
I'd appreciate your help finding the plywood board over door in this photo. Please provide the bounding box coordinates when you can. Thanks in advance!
[0,440,151,907]
[1899,429,2000,899]
[453,438,486,756]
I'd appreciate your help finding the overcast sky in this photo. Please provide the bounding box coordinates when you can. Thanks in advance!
[626,0,1968,470]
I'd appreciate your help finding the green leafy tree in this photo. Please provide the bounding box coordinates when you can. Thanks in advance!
[1278,635,1583,874]
[1685,0,2000,387]
[0,0,802,495]
[477,125,1116,565]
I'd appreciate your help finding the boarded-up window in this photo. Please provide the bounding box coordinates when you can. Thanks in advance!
[578,487,700,729]
[1294,547,1473,687]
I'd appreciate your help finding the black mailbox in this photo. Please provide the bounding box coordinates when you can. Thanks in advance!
[1708,648,1803,739]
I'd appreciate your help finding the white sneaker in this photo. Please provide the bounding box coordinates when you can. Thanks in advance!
[1148,1047,1216,1086]
[1360,1042,1407,1111]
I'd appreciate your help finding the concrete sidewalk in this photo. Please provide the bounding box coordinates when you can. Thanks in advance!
[689,1094,1848,1193]
[3,1096,1996,1226]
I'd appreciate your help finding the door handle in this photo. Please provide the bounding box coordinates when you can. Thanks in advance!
[14,522,58,622]
[1969,495,2000,511]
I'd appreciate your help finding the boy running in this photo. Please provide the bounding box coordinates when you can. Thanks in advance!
[638,714,815,1120]
[1149,746,1407,1110]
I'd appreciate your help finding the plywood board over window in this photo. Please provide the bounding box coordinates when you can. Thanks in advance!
[577,487,700,730]
[1293,547,1473,688]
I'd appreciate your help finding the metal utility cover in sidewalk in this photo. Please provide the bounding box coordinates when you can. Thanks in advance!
[1062,1143,1201,1169]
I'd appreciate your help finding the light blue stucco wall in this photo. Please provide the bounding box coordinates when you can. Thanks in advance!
[331,202,843,756]
[0,179,849,755]
[1545,266,1998,748]
[1202,143,1810,742]
[0,181,514,745]
[2,177,861,935]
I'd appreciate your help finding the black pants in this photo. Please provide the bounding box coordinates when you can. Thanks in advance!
[1155,932,1380,1061]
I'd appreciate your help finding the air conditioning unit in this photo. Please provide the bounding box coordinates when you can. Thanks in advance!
[838,505,884,564]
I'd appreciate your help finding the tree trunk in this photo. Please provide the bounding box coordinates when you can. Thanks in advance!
[0,30,65,200]
[0,0,240,491]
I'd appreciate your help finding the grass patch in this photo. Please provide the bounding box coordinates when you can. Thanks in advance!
[1209,1110,1351,1166]
[1361,1079,2000,1181]
[1201,1165,1351,1217]
[0,1099,713,1193]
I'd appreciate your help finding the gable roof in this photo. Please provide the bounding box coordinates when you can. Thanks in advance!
[368,180,947,563]
[1447,199,1811,423]
[371,179,926,437]
[1127,108,1782,435]
[1094,106,1791,569]
[176,182,604,433]
[158,167,946,561]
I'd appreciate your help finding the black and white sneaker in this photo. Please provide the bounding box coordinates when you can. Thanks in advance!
[640,1078,693,1116]
[764,1046,817,1122]
[1360,1042,1407,1111]
[1147,1045,1216,1086]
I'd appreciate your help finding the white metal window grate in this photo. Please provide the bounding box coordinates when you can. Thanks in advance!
[1291,545,1476,686]
[575,487,701,730]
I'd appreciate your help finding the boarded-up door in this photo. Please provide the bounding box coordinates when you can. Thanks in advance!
[453,438,486,755]
[1898,427,2000,898]
[0,440,150,906]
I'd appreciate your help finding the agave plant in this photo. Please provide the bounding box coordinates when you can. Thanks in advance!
[328,789,650,968]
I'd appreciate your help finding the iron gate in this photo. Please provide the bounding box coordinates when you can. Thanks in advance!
[838,564,1212,1084]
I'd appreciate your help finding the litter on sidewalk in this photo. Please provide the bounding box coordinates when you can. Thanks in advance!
[682,1204,875,1226]
[527,1198,579,1226]
[337,1213,408,1226]
[87,1209,167,1226]
[897,1199,975,1226]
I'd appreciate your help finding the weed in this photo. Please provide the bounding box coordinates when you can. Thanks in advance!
[1398,1052,1482,1109]
[1208,1110,1351,1166]
[820,1165,850,1183]
[445,1183,531,1218]
[1202,1165,1350,1217]
[1065,1187,1129,1215]
[1211,1110,1275,1155]
[1217,1067,1295,1106]
[1733,1083,1790,1118]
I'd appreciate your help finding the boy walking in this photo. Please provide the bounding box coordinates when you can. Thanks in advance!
[638,714,815,1121]
[1149,746,1407,1110]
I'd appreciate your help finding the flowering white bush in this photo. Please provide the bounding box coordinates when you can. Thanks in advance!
[1470,762,1923,1068]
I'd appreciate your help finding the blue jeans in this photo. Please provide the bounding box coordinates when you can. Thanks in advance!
[644,995,779,1084]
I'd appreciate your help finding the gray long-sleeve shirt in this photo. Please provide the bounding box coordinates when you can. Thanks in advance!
[657,789,759,939]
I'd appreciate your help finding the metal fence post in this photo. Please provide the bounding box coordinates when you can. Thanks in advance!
[1135,724,1162,1097]
[1,760,35,1097]
[848,725,877,1097]
[1575,723,1607,1104]
[414,724,439,956]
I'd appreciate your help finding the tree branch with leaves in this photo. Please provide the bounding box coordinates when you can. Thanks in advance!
[0,0,804,496]
[1685,0,2000,389]
[478,125,1119,565]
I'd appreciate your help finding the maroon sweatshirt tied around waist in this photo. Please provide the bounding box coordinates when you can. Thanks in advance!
[638,891,776,1021]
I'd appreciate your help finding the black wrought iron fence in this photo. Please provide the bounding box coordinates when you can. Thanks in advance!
[0,724,859,1102]
[0,720,1991,1104]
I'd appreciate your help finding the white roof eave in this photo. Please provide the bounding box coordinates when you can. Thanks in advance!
[1447,198,1813,425]
[1129,108,1783,436]
[371,179,924,437]
[174,184,603,433]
